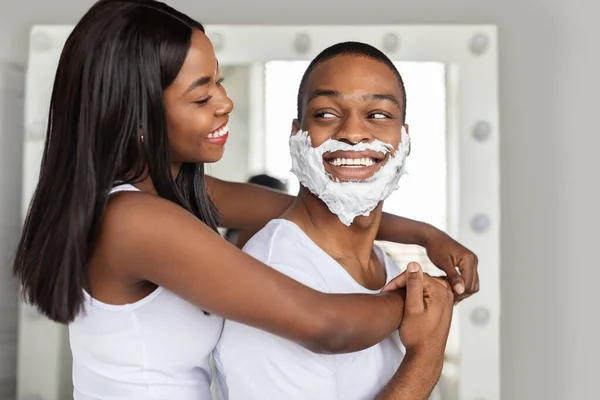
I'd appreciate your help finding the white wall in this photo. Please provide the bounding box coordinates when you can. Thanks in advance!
[1,1,599,399]
[204,65,251,183]
[0,61,24,400]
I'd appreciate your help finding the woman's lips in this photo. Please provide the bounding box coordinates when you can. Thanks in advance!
[204,123,229,145]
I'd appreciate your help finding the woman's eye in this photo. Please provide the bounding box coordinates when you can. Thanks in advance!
[193,96,212,106]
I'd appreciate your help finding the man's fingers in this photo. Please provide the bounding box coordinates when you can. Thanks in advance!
[431,276,451,290]
[381,271,408,292]
[405,262,425,315]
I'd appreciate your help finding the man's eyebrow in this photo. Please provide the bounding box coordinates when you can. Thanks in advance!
[362,93,401,109]
[306,89,341,105]
[306,89,401,110]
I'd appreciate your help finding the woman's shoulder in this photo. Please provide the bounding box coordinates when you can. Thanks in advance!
[101,189,208,256]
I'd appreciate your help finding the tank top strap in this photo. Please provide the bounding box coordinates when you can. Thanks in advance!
[109,183,141,195]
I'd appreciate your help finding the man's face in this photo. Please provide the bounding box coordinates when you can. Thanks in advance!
[293,55,407,183]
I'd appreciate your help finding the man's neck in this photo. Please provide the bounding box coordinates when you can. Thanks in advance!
[283,186,383,267]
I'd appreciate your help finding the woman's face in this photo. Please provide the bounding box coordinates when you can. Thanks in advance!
[163,29,234,165]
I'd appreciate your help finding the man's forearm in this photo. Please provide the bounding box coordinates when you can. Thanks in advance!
[376,350,444,400]
[377,212,437,247]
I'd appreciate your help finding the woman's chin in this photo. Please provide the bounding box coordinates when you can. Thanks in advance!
[198,149,225,164]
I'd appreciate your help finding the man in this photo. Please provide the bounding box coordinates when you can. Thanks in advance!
[214,42,455,399]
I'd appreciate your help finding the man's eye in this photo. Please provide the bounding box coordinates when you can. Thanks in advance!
[369,112,390,119]
[315,112,336,118]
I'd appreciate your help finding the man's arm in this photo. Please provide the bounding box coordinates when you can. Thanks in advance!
[377,264,455,399]
[207,175,479,300]
[376,350,444,400]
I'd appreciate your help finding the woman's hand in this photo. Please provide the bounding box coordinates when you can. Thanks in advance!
[422,229,479,302]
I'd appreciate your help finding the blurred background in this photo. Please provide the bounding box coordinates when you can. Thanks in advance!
[1,1,599,400]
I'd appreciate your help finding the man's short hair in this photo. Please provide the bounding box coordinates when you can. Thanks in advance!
[296,41,407,123]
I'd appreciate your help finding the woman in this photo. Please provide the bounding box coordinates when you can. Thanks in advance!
[13,0,478,398]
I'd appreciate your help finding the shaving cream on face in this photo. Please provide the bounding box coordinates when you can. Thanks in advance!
[289,127,410,226]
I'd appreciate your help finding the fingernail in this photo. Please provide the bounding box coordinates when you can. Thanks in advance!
[453,283,465,294]
[408,263,419,273]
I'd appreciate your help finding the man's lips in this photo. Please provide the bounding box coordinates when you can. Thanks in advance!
[323,150,386,162]
[322,150,389,180]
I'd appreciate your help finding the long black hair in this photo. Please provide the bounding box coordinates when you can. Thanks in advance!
[13,0,220,324]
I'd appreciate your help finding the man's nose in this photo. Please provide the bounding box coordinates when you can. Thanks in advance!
[334,113,373,144]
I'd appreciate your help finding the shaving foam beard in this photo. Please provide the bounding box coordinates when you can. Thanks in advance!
[289,127,410,226]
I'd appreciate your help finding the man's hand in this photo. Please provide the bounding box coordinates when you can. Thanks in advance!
[422,228,479,302]
[375,262,455,399]
[399,263,454,354]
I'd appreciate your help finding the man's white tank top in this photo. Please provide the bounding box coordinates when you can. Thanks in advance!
[69,183,224,400]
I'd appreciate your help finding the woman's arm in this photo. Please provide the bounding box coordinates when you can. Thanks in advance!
[207,176,479,299]
[207,176,434,242]
[206,175,293,231]
[103,191,405,354]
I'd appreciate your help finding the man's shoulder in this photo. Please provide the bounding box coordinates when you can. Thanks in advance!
[243,219,313,263]
[242,219,328,289]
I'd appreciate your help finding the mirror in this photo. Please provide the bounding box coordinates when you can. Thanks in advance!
[18,24,500,400]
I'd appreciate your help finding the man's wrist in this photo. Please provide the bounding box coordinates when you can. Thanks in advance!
[404,347,445,377]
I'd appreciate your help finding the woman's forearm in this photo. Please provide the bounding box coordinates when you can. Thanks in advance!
[377,212,437,247]
[313,290,405,354]
[208,176,438,246]
[207,175,294,230]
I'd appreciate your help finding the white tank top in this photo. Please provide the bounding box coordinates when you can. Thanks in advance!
[69,183,224,400]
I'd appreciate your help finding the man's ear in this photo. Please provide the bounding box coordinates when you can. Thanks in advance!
[291,119,300,137]
[403,124,411,156]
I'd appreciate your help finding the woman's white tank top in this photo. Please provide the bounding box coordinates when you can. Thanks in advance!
[69,183,224,400]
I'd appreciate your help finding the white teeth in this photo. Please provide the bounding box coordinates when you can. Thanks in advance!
[208,124,228,139]
[328,157,376,167]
